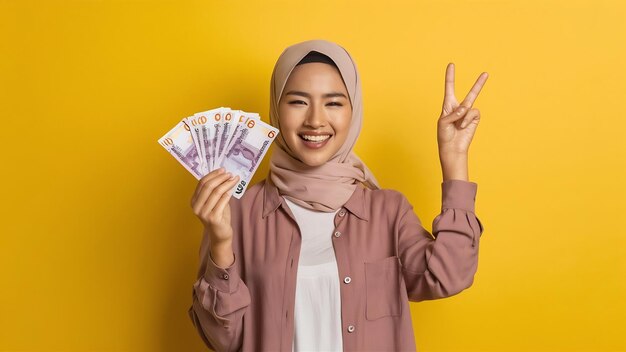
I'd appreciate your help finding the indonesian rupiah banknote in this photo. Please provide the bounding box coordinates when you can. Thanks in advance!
[158,107,279,199]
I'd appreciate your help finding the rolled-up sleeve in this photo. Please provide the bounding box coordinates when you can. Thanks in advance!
[188,234,251,352]
[396,179,485,302]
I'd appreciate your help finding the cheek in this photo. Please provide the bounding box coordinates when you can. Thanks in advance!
[279,121,299,138]
[334,111,352,138]
[325,114,351,154]
[277,106,299,136]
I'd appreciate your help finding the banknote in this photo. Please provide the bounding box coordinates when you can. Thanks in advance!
[159,107,279,198]
[187,107,225,174]
[221,114,278,199]
[184,113,210,174]
[214,110,261,168]
[158,120,203,179]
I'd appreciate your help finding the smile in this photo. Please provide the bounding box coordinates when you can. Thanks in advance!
[298,134,332,149]
[299,134,331,142]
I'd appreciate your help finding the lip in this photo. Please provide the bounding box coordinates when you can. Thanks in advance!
[298,131,333,137]
[299,134,332,149]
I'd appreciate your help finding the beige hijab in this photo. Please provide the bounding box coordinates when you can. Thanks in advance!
[269,39,380,212]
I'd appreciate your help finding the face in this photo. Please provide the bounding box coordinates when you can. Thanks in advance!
[278,62,352,167]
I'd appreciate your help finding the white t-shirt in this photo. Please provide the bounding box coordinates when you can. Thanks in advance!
[283,197,344,352]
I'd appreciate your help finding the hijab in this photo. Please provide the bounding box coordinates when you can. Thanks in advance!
[268,39,380,212]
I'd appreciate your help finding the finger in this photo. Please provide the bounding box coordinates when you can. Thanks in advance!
[192,172,233,214]
[460,108,480,128]
[192,168,225,205]
[201,174,240,218]
[460,72,489,108]
[212,176,238,219]
[455,106,468,117]
[192,169,227,209]
[441,105,468,124]
[192,167,226,206]
[443,62,457,105]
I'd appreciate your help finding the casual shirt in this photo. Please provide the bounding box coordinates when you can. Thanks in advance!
[188,178,485,351]
[282,196,343,352]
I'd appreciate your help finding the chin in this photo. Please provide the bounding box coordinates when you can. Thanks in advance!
[297,153,332,167]
[285,140,332,167]
[297,157,323,167]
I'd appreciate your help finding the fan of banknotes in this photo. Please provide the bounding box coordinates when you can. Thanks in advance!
[158,106,279,199]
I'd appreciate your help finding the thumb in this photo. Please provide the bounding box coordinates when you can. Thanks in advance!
[443,105,467,124]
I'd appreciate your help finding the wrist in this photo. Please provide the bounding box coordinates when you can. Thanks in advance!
[438,148,468,159]
[440,153,469,181]
[210,241,234,268]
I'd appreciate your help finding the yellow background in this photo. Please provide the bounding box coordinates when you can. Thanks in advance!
[1,0,625,351]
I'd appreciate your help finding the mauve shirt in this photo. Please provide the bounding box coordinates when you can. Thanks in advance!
[188,178,485,351]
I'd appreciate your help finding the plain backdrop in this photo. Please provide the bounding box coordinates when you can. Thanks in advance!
[1,0,625,351]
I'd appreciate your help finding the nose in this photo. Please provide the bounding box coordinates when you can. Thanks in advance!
[304,103,326,128]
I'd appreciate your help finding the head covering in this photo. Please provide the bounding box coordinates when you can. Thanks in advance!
[268,39,380,212]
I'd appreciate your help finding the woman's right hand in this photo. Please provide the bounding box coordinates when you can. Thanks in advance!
[191,168,241,245]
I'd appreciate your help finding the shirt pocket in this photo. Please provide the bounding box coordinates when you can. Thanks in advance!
[364,255,402,320]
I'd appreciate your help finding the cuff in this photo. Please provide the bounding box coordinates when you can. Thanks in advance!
[441,179,478,212]
[203,251,240,293]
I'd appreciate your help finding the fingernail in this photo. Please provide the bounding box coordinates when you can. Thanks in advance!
[456,107,465,115]
[461,121,467,128]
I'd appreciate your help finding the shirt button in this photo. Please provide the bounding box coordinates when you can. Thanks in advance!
[222,273,229,280]
[343,276,351,284]
[338,210,346,217]
[334,231,341,238]
[347,325,355,333]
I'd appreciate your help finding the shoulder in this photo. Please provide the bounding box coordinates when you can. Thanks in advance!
[366,186,410,207]
[358,185,413,222]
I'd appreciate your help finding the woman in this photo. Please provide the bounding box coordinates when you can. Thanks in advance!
[188,39,487,351]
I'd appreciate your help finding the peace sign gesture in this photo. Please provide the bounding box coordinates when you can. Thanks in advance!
[437,63,488,155]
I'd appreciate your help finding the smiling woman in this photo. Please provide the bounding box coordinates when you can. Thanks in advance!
[277,52,353,166]
[187,39,486,352]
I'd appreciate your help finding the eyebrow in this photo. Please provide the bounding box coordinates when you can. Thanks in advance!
[285,90,348,99]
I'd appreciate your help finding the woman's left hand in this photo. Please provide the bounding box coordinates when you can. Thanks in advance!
[437,63,488,155]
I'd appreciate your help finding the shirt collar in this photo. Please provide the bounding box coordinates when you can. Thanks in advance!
[262,179,369,221]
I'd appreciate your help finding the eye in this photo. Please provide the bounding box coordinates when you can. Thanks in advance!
[327,102,343,106]
[288,100,306,105]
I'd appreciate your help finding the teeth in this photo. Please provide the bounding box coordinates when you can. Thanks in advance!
[301,134,330,142]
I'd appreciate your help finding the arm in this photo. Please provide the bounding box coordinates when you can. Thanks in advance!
[396,179,484,301]
[188,231,251,352]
